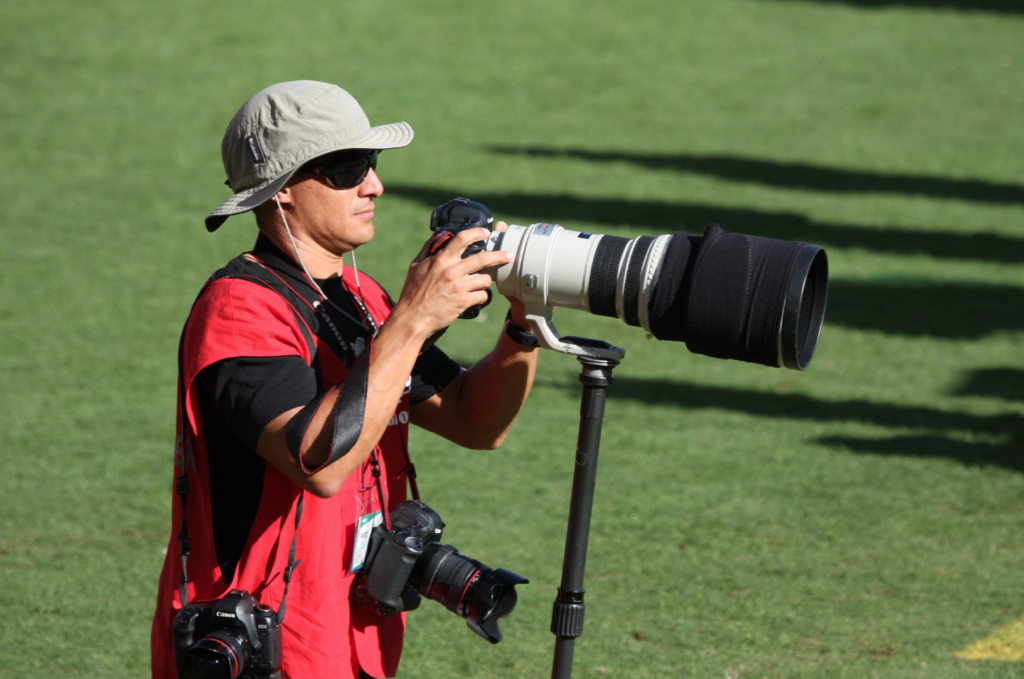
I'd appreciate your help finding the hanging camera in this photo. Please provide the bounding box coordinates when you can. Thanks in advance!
[350,500,528,644]
[172,589,283,679]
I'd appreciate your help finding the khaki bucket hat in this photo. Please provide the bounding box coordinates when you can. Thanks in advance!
[206,80,414,232]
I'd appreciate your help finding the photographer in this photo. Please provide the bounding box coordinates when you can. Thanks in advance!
[150,81,540,679]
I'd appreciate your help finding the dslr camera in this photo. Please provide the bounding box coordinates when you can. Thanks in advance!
[173,589,283,679]
[350,499,528,644]
[428,197,494,320]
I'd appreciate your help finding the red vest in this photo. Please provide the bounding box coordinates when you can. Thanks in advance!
[152,257,411,679]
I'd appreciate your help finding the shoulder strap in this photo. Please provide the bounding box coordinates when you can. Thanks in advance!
[210,254,320,361]
[175,268,305,617]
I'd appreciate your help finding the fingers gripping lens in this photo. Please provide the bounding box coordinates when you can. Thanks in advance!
[303,150,379,189]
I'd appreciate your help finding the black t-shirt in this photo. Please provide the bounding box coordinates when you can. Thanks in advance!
[196,243,462,583]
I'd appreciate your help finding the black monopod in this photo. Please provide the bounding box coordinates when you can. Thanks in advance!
[544,337,625,679]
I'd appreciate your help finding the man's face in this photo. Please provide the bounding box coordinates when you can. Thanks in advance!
[279,152,385,255]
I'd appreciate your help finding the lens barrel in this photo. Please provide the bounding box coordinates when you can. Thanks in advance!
[486,221,828,369]
[646,224,828,369]
[411,543,528,644]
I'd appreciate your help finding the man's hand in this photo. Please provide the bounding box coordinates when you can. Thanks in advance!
[393,226,513,341]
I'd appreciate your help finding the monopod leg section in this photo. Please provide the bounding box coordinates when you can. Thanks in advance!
[550,356,617,679]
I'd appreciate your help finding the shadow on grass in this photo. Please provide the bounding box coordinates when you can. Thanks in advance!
[387,186,1024,265]
[824,366,1024,469]
[488,148,1024,206]
[766,0,1024,15]
[817,435,1021,470]
[545,376,1023,472]
[953,368,1024,404]
[826,280,1024,339]
[389,186,1024,339]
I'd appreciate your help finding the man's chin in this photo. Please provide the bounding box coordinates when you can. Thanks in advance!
[350,224,375,249]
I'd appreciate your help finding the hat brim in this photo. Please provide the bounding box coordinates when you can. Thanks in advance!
[205,121,414,232]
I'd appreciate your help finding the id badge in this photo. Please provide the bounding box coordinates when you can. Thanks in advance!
[350,511,383,573]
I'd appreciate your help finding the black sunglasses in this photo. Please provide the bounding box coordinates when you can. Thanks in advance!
[300,150,379,189]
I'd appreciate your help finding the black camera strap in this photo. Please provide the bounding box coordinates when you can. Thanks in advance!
[365,427,423,535]
[174,313,195,610]
[395,418,420,502]
[367,446,392,531]
[243,238,376,366]
[276,493,303,626]
[240,239,427,507]
[174,294,303,625]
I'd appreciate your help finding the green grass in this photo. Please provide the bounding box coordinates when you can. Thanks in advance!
[1,1,1022,677]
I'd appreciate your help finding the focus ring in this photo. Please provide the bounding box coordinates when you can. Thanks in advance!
[622,236,654,327]
[588,236,627,318]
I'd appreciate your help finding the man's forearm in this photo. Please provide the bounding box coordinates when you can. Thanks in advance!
[256,312,429,497]
[412,327,539,450]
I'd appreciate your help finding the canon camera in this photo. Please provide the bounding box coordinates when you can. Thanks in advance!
[350,500,528,644]
[173,589,283,679]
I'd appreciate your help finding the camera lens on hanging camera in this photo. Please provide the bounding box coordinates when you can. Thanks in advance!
[173,590,283,679]
[350,500,528,644]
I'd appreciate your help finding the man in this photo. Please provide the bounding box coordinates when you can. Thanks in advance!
[151,81,541,679]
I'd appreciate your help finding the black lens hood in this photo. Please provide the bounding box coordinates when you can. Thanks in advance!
[648,224,828,369]
[779,245,828,370]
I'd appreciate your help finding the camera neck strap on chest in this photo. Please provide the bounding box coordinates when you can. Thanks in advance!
[229,244,423,498]
[362,413,420,533]
[241,251,372,366]
[284,344,372,474]
[174,315,302,626]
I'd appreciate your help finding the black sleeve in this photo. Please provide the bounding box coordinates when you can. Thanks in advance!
[409,344,463,406]
[197,355,319,452]
[199,342,461,449]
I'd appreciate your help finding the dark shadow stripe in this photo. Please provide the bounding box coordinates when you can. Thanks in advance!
[766,0,1024,15]
[388,186,1024,265]
[488,148,1024,206]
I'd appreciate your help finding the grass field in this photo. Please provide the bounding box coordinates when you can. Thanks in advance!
[1,1,1022,677]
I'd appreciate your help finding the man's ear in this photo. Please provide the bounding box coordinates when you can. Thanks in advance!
[273,183,297,207]
[255,186,293,230]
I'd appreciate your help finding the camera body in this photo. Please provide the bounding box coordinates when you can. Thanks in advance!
[428,197,494,319]
[350,500,445,617]
[429,196,493,257]
[173,589,283,679]
[350,499,528,644]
